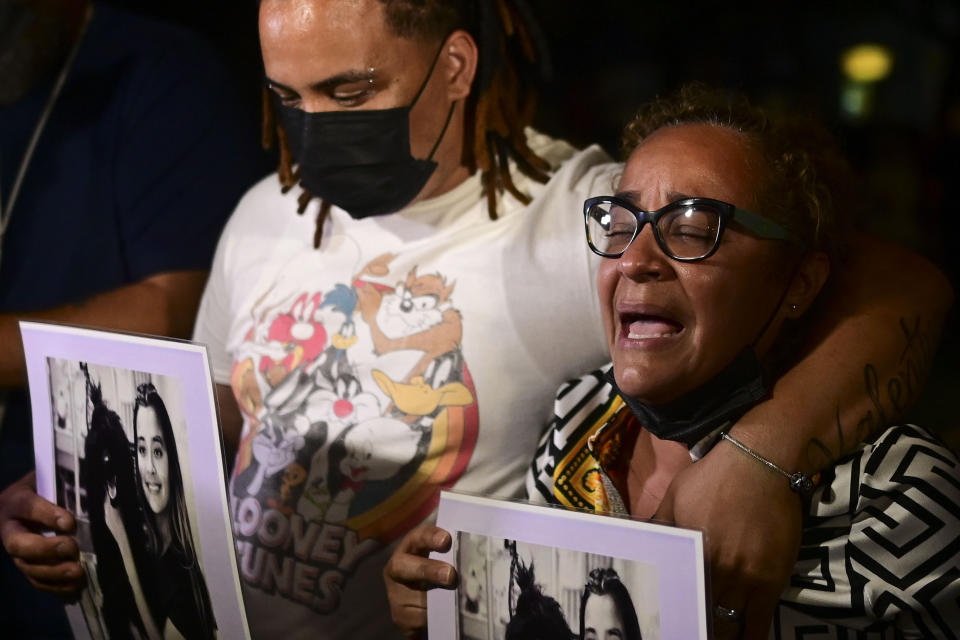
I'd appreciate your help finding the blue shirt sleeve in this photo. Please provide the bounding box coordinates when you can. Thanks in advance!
[111,29,269,281]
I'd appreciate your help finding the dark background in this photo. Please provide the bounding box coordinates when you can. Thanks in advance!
[100,0,959,447]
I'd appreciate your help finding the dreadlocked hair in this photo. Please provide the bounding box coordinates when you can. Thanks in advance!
[260,0,551,248]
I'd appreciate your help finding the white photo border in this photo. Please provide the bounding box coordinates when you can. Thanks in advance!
[428,491,708,639]
[21,321,250,640]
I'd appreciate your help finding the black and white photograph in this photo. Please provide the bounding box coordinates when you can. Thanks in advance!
[49,358,216,640]
[429,492,708,639]
[455,532,657,640]
[21,322,250,640]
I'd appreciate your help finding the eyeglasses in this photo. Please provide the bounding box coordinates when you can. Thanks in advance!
[583,196,795,262]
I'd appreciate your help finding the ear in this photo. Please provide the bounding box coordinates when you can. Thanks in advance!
[783,251,830,317]
[441,29,478,102]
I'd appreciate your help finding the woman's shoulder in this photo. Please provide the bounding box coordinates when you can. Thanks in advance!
[809,423,959,527]
[526,366,618,505]
[865,422,956,456]
[845,423,959,495]
[785,423,960,636]
[553,365,616,409]
[546,366,620,446]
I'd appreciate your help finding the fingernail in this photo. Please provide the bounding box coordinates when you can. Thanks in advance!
[437,566,455,585]
[433,532,447,547]
[56,516,70,531]
[56,542,70,557]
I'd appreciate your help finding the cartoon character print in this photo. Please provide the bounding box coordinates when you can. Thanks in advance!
[229,254,478,614]
[230,282,361,478]
[266,463,306,515]
[230,290,330,424]
[259,292,328,386]
[295,362,382,523]
[356,262,462,382]
[320,284,360,356]
[234,365,322,499]
[323,416,422,524]
[373,351,473,427]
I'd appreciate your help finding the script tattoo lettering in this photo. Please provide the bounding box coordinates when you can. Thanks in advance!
[808,315,937,468]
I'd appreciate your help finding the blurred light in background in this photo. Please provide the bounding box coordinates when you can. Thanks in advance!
[841,83,871,118]
[841,43,894,83]
[840,43,894,120]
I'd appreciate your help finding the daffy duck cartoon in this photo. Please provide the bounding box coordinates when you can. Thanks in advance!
[372,350,474,429]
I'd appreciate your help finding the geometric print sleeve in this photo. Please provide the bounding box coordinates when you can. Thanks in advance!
[525,371,960,638]
[778,424,960,639]
[525,367,617,507]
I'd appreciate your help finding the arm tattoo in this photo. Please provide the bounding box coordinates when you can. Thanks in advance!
[807,315,938,468]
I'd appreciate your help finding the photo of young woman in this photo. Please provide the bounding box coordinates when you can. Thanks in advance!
[49,361,217,639]
[132,383,216,639]
[454,534,657,640]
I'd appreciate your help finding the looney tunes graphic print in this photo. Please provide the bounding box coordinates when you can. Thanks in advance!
[228,251,479,614]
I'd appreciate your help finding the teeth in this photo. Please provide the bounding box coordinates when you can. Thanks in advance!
[626,317,681,339]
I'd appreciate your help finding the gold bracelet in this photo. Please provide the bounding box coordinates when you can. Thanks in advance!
[720,432,816,497]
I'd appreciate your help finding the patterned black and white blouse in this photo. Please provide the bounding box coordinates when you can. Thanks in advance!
[526,367,960,639]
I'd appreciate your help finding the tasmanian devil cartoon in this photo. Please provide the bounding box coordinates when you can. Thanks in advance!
[356,261,462,382]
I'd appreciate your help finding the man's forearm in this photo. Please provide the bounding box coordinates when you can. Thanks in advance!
[0,269,208,388]
[728,235,952,474]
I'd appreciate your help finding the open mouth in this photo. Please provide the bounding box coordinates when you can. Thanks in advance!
[349,466,369,480]
[145,481,162,494]
[620,313,684,339]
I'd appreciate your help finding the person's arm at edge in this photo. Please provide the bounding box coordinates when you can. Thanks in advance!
[0,270,209,595]
[0,269,209,388]
[657,234,953,639]
[731,233,952,474]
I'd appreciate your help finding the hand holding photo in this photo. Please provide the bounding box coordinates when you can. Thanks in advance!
[21,322,250,640]
[428,492,707,640]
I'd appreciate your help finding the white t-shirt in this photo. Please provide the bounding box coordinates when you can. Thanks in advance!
[193,132,618,639]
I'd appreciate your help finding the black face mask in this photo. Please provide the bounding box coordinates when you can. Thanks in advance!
[605,349,769,447]
[276,46,455,219]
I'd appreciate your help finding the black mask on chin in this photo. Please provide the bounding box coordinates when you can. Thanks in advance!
[606,347,770,448]
[276,44,455,219]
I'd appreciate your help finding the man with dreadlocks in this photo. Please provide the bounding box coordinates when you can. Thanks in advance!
[11,1,949,639]
[196,1,622,636]
[195,0,949,638]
